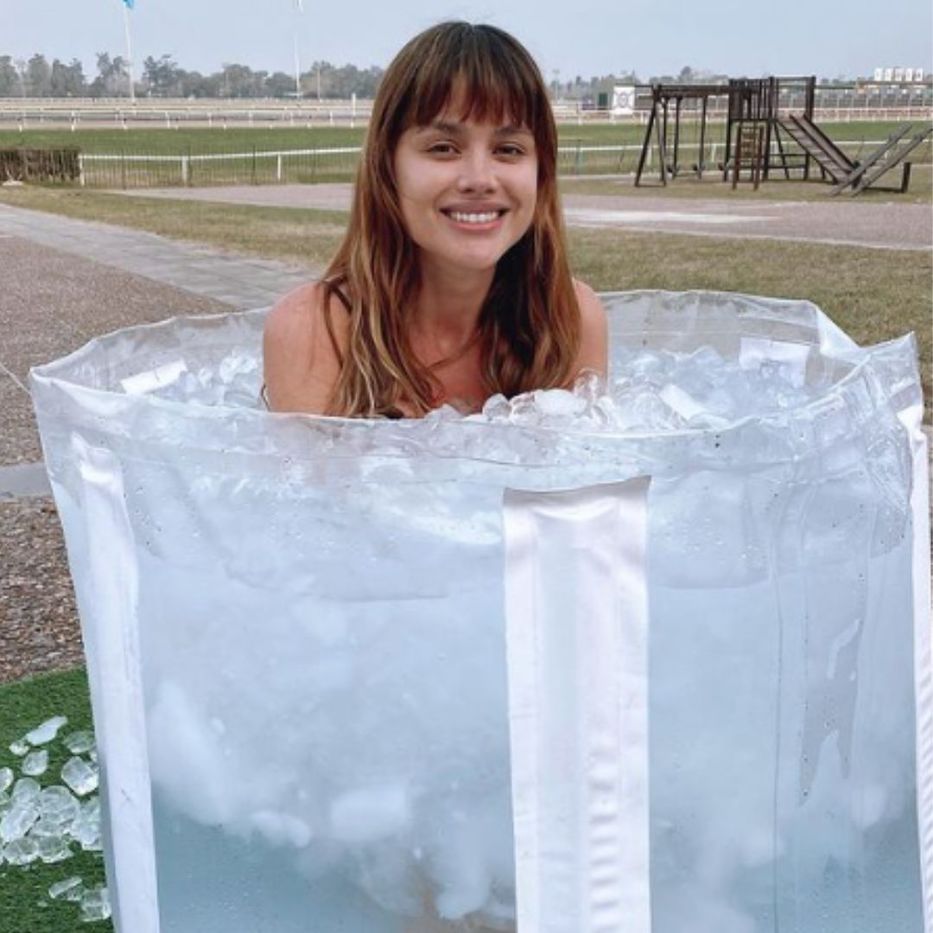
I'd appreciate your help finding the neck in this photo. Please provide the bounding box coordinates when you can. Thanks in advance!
[410,259,494,359]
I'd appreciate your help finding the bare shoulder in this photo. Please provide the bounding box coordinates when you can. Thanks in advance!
[262,281,349,414]
[572,279,608,378]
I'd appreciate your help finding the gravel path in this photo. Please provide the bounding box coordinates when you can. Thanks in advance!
[122,183,933,251]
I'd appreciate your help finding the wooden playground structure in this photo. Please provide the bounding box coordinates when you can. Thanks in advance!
[634,76,932,195]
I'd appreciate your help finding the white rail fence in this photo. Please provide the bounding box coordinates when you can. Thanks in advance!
[0,95,931,131]
[74,138,931,188]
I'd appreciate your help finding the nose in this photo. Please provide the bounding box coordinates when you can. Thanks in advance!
[456,148,496,194]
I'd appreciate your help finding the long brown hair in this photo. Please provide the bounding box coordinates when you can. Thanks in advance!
[322,21,581,417]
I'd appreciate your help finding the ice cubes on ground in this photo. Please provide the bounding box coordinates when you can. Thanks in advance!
[61,757,99,796]
[22,749,49,777]
[25,715,68,746]
[2,836,39,866]
[63,731,95,755]
[49,876,84,900]
[8,739,29,756]
[0,767,13,794]
[79,885,111,923]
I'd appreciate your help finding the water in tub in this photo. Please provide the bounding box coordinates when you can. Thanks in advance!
[123,340,921,931]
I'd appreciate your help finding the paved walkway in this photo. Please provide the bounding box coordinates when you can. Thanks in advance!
[0,202,314,309]
[123,183,933,252]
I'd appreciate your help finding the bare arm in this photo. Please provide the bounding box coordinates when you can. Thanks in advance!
[262,282,348,415]
[572,279,609,381]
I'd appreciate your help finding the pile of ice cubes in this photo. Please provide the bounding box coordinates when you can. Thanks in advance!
[0,715,110,924]
[424,346,820,432]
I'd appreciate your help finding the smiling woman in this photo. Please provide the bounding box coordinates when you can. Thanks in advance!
[262,21,607,418]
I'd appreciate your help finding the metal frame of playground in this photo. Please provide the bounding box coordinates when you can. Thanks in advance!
[634,76,933,195]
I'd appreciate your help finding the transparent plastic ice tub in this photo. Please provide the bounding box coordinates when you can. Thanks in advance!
[30,290,931,933]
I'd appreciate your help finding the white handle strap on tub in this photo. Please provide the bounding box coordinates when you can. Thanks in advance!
[897,406,933,928]
[73,435,161,933]
[503,478,652,933]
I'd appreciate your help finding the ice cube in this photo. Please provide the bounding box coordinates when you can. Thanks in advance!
[37,834,73,863]
[0,801,39,842]
[79,885,112,923]
[70,800,101,851]
[39,786,80,824]
[22,749,49,777]
[49,876,84,900]
[0,767,13,794]
[33,817,74,838]
[330,784,411,843]
[2,836,39,866]
[532,388,588,418]
[507,392,541,427]
[11,777,40,802]
[481,393,510,421]
[61,757,99,796]
[26,716,68,746]
[63,731,96,755]
[249,809,313,848]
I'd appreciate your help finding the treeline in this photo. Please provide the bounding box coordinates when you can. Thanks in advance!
[0,53,383,99]
[3,54,818,101]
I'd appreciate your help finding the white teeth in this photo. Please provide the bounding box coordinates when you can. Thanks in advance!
[447,211,500,224]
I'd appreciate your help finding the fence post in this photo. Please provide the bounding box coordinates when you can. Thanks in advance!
[78,154,86,187]
[121,151,127,190]
[181,154,189,186]
[251,147,257,185]
[277,153,283,183]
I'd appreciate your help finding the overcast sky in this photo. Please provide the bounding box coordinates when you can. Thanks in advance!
[4,0,932,82]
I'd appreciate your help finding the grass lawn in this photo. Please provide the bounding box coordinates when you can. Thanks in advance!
[0,119,926,154]
[0,183,929,416]
[0,668,112,932]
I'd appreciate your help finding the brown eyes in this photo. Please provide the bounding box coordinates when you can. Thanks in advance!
[424,142,528,157]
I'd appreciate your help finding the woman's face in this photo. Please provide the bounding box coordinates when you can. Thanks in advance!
[392,105,538,280]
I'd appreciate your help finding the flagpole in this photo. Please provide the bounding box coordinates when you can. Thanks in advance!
[293,0,303,99]
[123,2,135,103]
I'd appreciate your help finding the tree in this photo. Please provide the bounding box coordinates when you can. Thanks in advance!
[26,53,52,97]
[219,63,267,98]
[265,71,296,98]
[90,52,130,97]
[50,58,86,97]
[142,54,182,96]
[0,56,19,96]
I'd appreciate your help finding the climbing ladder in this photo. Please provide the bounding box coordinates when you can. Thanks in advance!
[830,126,933,196]
[732,122,767,189]
[776,117,930,195]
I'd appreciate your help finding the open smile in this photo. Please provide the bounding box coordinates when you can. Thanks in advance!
[440,208,508,227]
